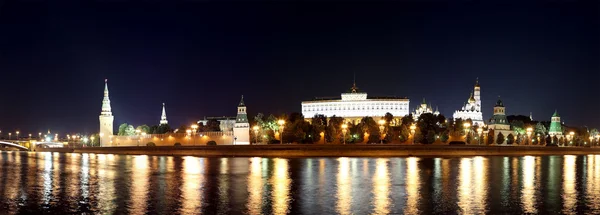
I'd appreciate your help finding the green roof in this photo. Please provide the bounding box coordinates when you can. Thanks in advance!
[552,110,560,117]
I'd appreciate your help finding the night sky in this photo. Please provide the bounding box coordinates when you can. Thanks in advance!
[0,1,598,135]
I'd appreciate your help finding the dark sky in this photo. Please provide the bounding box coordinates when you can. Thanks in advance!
[0,1,598,135]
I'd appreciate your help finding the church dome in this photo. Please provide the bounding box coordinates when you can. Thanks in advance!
[468,93,476,104]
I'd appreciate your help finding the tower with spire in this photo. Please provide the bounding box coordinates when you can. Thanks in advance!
[548,110,563,138]
[99,79,114,146]
[453,79,484,126]
[487,96,513,144]
[160,103,168,125]
[233,95,250,145]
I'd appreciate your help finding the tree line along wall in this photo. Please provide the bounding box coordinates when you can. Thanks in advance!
[109,131,235,146]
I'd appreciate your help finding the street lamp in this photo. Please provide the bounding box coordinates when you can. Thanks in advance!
[463,123,471,144]
[378,119,386,144]
[252,125,259,145]
[409,124,416,144]
[29,133,32,140]
[191,124,198,145]
[341,124,348,145]
[38,132,42,139]
[15,131,19,140]
[526,127,533,145]
[477,128,483,145]
[8,133,11,140]
[278,119,285,144]
[569,131,575,145]
[136,129,141,146]
[90,136,95,146]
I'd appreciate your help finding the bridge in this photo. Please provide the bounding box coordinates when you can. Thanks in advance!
[0,141,30,151]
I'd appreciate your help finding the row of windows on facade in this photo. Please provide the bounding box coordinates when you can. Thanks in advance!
[304,102,408,107]
[303,106,409,112]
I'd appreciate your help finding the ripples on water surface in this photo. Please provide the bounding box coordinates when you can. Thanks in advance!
[0,152,599,214]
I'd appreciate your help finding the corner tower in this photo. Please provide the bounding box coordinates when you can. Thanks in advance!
[99,79,114,146]
[233,95,250,145]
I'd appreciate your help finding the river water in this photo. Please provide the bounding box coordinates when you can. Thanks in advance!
[0,152,598,214]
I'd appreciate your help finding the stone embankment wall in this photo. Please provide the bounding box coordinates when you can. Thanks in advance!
[36,145,600,157]
[108,131,235,146]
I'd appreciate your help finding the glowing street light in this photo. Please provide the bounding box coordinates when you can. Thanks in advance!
[341,123,348,145]
[278,119,285,144]
[378,120,386,144]
[252,125,259,145]
[409,124,416,144]
[526,127,533,145]
[15,131,19,140]
[29,133,32,140]
[8,133,11,140]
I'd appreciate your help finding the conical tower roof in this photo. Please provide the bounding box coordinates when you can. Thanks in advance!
[553,110,560,117]
[238,95,246,107]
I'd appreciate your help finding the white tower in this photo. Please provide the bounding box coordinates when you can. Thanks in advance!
[233,95,250,145]
[160,103,168,125]
[474,78,481,112]
[99,79,114,147]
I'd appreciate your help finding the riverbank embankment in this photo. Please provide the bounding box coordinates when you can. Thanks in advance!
[33,144,600,157]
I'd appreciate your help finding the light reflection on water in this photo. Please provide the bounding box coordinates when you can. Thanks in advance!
[3,152,600,214]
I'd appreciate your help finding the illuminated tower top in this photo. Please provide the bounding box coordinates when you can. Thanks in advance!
[101,79,112,116]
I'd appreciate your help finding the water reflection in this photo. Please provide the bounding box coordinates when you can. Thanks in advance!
[587,155,600,212]
[563,155,577,214]
[181,156,204,214]
[130,155,149,214]
[5,153,600,214]
[336,157,351,215]
[522,156,537,213]
[372,158,390,215]
[404,157,419,214]
[247,157,263,215]
[271,158,291,215]
[458,157,487,214]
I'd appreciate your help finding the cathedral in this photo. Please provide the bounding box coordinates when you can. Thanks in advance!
[453,79,484,126]
[412,98,439,120]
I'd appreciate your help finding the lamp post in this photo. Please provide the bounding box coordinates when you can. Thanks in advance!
[526,127,533,145]
[8,133,11,140]
[320,132,325,144]
[136,129,141,146]
[15,131,19,140]
[186,129,192,145]
[253,125,259,145]
[191,124,198,145]
[569,131,575,146]
[477,128,483,145]
[38,132,42,139]
[463,123,471,144]
[29,133,32,140]
[341,124,348,145]
[278,119,285,144]
[90,136,95,147]
[378,119,386,144]
[109,135,113,146]
[409,124,416,144]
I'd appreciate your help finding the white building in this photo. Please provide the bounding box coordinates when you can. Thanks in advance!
[233,96,250,145]
[453,79,484,126]
[99,79,114,147]
[412,98,439,120]
[302,83,409,124]
[487,97,513,144]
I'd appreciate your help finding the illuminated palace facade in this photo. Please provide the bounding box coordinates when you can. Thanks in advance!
[301,83,409,125]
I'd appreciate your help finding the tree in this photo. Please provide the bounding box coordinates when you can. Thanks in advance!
[535,122,547,136]
[413,128,424,144]
[511,120,526,136]
[487,129,495,145]
[466,132,473,144]
[205,119,221,132]
[401,114,415,127]
[326,115,345,143]
[356,117,380,143]
[559,137,565,146]
[118,123,129,136]
[506,133,515,145]
[545,135,552,145]
[436,114,447,126]
[426,130,436,144]
[384,112,394,126]
[156,124,172,134]
[125,125,136,136]
[175,125,187,133]
[496,132,505,145]
[552,136,559,145]
[136,125,150,133]
[440,132,449,143]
